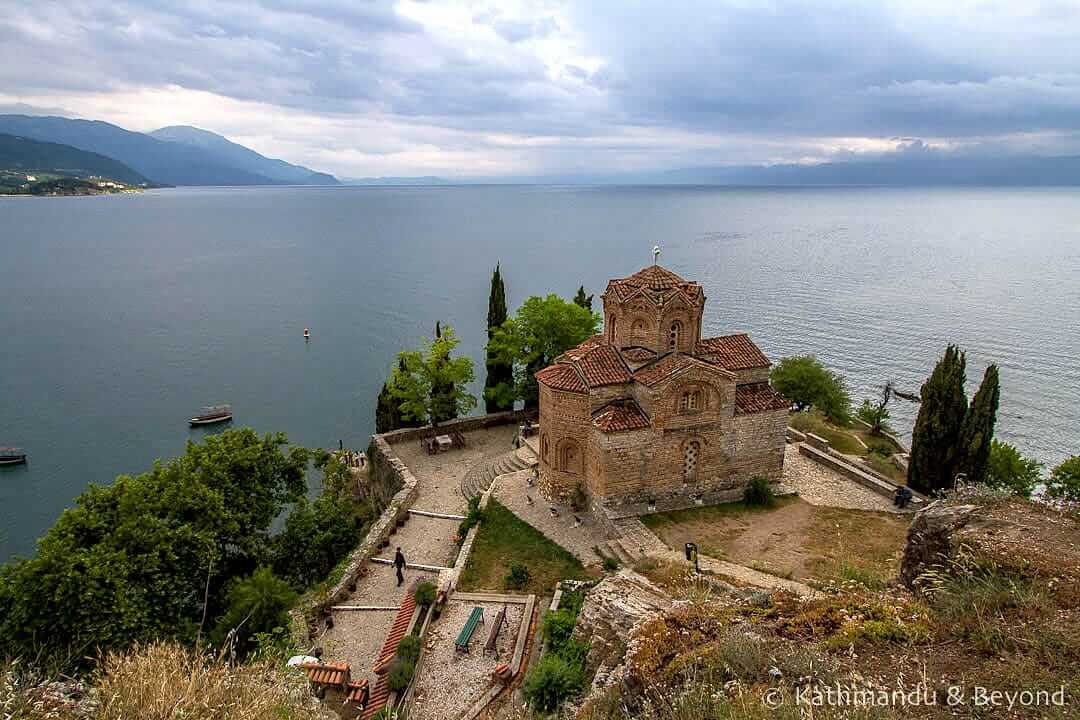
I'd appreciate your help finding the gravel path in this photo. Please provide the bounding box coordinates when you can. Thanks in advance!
[392,426,519,515]
[780,444,903,513]
[375,514,461,568]
[493,470,608,564]
[410,600,525,720]
[319,608,397,690]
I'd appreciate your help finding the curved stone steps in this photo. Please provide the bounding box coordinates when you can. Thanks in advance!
[460,451,532,499]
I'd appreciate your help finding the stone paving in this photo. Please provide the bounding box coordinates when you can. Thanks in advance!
[409,600,526,720]
[374,513,461,568]
[492,470,609,564]
[780,443,903,513]
[319,608,397,691]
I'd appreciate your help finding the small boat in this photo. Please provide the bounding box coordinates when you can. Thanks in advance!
[0,447,27,466]
[303,327,310,340]
[189,404,233,427]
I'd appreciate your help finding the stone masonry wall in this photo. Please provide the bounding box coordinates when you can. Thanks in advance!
[538,383,591,503]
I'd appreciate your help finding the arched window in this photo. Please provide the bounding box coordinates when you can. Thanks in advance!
[668,321,682,351]
[679,388,703,413]
[541,433,549,462]
[558,439,582,475]
[684,440,701,481]
[609,314,617,343]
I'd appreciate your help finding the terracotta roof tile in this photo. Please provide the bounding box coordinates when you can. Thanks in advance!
[735,382,791,415]
[300,661,350,687]
[372,583,418,675]
[620,346,657,362]
[615,265,689,291]
[535,363,587,393]
[575,344,631,387]
[696,334,771,370]
[592,401,651,433]
[632,353,696,386]
[556,335,603,362]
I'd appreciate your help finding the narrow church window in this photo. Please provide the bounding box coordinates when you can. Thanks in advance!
[679,389,703,413]
[669,321,682,351]
[541,433,549,462]
[610,315,617,343]
[684,440,701,481]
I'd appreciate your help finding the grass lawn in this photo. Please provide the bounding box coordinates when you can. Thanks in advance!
[457,499,588,594]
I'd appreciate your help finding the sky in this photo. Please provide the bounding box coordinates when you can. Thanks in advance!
[2,0,1080,178]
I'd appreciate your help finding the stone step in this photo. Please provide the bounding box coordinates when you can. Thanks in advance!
[605,540,635,565]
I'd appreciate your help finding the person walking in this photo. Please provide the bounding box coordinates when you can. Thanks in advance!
[394,547,407,587]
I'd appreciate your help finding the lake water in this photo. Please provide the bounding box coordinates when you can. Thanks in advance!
[2,185,1079,560]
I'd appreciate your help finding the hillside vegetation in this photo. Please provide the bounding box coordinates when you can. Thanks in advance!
[0,133,149,186]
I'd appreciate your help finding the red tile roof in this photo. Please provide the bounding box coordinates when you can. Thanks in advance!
[735,382,791,415]
[632,353,696,386]
[300,661,349,688]
[575,344,632,387]
[592,401,651,433]
[620,346,657,362]
[696,334,771,370]
[535,363,587,393]
[345,679,369,704]
[362,582,420,720]
[556,335,604,362]
[607,265,704,304]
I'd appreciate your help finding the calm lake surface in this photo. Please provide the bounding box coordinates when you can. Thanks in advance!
[2,185,1079,560]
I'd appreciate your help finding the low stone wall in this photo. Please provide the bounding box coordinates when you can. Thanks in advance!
[798,444,924,506]
[378,410,536,447]
[290,436,420,648]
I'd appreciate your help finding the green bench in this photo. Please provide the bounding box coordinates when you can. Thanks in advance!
[455,606,485,653]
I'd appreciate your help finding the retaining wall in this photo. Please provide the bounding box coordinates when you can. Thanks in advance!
[377,409,536,447]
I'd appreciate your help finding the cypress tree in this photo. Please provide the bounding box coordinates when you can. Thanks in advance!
[908,345,969,495]
[956,364,1000,486]
[573,285,593,311]
[375,358,416,434]
[484,264,514,413]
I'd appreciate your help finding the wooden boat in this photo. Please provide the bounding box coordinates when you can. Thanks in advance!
[189,404,233,427]
[0,447,27,465]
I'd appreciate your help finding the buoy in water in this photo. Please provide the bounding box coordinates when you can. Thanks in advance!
[303,327,310,340]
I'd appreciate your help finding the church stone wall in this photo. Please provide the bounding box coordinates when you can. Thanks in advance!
[538,383,591,504]
[731,407,789,482]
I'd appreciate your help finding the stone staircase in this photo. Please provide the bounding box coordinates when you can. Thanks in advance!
[459,449,534,499]
[607,518,674,564]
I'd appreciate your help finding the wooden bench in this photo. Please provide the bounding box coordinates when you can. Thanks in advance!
[455,606,485,653]
[482,605,507,657]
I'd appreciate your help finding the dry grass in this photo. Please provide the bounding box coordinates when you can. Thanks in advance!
[94,642,325,720]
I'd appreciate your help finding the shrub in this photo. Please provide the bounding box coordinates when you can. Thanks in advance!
[865,437,895,457]
[603,556,619,571]
[457,495,483,543]
[396,634,421,664]
[505,562,530,590]
[523,653,585,712]
[413,581,436,607]
[743,476,774,507]
[857,398,892,435]
[1048,455,1080,501]
[387,659,415,692]
[543,608,578,649]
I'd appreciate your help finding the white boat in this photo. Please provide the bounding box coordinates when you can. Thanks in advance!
[0,447,27,465]
[189,404,233,427]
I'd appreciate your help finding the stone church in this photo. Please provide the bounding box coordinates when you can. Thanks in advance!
[534,264,789,524]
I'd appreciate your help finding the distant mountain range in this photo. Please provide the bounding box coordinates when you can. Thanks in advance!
[0,133,150,185]
[0,115,339,187]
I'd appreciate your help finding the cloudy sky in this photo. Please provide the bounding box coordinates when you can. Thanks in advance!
[2,1,1079,178]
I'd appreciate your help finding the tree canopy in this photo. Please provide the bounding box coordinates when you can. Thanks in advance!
[1048,455,1080,501]
[769,355,851,424]
[0,429,309,666]
[573,285,593,311]
[908,345,970,495]
[955,364,1000,486]
[985,440,1043,497]
[486,294,601,409]
[389,325,476,426]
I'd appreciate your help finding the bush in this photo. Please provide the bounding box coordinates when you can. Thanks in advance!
[210,567,298,655]
[603,556,619,571]
[543,608,578,648]
[387,659,415,691]
[414,581,437,607]
[770,355,850,424]
[985,440,1043,497]
[743,476,774,507]
[457,495,483,543]
[865,437,896,457]
[857,398,892,434]
[523,653,585,712]
[1048,455,1080,501]
[396,634,421,664]
[505,562,530,590]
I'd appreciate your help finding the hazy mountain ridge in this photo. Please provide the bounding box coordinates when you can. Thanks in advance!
[150,126,338,185]
[0,133,150,185]
[0,115,338,187]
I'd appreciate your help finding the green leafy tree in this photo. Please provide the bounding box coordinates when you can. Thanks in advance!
[487,294,601,409]
[573,285,593,311]
[769,355,851,424]
[389,325,476,426]
[375,358,420,434]
[985,440,1043,497]
[1048,456,1080,501]
[484,265,514,413]
[271,495,361,589]
[210,567,297,655]
[0,429,309,667]
[955,365,1000,485]
[909,345,969,495]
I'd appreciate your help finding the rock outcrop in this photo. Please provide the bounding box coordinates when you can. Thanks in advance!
[571,570,674,693]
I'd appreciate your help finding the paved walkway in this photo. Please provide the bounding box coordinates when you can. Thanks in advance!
[779,444,903,513]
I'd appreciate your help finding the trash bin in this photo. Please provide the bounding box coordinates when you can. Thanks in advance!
[684,542,698,562]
